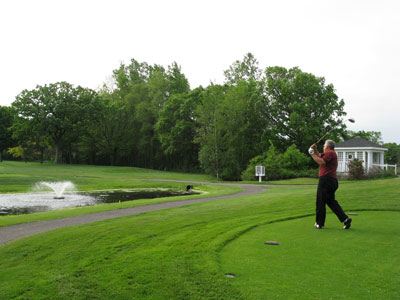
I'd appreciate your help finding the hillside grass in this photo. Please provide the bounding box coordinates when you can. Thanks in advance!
[0,162,399,299]
[0,161,241,227]
[0,161,220,194]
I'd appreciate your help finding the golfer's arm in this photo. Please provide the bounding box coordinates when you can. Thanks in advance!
[311,154,326,165]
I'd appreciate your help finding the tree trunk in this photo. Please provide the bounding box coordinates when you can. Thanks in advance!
[110,148,117,166]
[0,152,2,162]
[55,143,60,164]
[40,148,44,164]
[69,144,72,164]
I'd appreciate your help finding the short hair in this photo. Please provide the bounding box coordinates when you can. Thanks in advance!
[325,140,335,149]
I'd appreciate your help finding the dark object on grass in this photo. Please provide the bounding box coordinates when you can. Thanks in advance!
[348,212,359,216]
[186,185,194,192]
[225,273,235,278]
[265,241,280,245]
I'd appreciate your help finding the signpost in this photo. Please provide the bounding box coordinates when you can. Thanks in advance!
[255,165,265,183]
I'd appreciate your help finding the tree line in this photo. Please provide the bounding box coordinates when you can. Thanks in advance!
[1,53,398,180]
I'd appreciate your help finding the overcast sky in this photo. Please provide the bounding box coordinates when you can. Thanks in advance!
[1,0,399,143]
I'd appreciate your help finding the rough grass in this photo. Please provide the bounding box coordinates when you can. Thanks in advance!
[0,161,219,194]
[0,161,399,299]
[0,161,241,227]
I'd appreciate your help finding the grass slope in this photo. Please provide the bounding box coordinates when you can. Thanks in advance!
[0,161,218,194]
[0,161,241,227]
[0,162,399,299]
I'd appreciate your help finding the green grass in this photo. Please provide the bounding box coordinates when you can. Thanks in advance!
[267,177,319,185]
[0,162,399,299]
[0,161,219,193]
[0,161,241,227]
[221,211,400,300]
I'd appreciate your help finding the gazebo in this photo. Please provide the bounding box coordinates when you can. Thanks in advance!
[335,137,390,173]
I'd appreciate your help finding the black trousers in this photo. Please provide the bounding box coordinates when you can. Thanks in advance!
[316,176,347,226]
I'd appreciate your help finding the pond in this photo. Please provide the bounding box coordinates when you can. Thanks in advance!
[0,189,198,216]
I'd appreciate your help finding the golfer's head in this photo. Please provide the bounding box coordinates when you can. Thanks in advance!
[324,140,335,151]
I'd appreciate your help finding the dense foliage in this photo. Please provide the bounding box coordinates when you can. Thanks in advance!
[241,143,312,181]
[347,158,365,179]
[1,53,397,179]
[0,106,15,161]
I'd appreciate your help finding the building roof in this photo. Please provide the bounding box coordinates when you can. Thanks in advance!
[335,137,386,149]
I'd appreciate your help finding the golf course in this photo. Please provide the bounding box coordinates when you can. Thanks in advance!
[0,161,399,299]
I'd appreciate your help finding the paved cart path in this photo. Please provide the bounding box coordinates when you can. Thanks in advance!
[0,181,267,246]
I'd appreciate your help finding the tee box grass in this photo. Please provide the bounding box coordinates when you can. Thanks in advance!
[0,161,399,299]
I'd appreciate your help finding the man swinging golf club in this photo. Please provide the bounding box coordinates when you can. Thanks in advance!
[309,140,352,229]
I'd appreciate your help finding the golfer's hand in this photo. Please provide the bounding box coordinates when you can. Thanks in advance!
[310,144,317,150]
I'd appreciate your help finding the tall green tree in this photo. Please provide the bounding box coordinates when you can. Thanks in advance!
[0,106,15,162]
[83,89,135,166]
[12,82,100,163]
[111,59,190,168]
[217,81,264,180]
[259,66,347,152]
[195,81,265,180]
[195,85,226,178]
[383,143,400,165]
[156,88,202,170]
[224,52,263,85]
[347,130,383,144]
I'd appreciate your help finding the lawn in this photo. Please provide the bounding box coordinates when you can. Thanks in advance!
[221,211,400,300]
[0,162,399,299]
[0,161,241,227]
[0,161,220,194]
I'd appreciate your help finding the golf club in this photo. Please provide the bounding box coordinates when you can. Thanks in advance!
[308,118,355,154]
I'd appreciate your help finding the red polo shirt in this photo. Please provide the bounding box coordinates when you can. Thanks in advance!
[319,150,338,178]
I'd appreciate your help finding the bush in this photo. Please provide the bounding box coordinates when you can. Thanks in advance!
[241,153,268,181]
[348,158,364,180]
[241,144,317,181]
[264,144,284,180]
[365,166,396,179]
[345,161,396,180]
[241,144,284,181]
[282,144,309,170]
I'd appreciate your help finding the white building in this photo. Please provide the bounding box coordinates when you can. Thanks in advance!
[335,137,388,173]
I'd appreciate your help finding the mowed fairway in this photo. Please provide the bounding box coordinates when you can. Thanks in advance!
[0,162,399,299]
[221,211,400,300]
[0,161,241,227]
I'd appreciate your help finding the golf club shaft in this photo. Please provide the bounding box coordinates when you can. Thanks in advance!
[315,132,329,145]
[313,118,355,147]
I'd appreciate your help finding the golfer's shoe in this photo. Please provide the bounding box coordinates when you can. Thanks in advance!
[343,217,352,229]
[314,223,323,229]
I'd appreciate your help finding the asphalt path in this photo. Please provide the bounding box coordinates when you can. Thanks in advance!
[0,181,267,246]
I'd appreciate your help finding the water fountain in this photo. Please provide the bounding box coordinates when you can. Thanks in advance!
[0,181,199,216]
[0,181,96,215]
[35,181,76,199]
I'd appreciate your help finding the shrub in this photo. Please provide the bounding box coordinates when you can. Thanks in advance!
[348,158,365,180]
[264,144,284,180]
[345,161,396,180]
[282,144,309,170]
[365,166,396,179]
[241,153,268,181]
[241,144,317,181]
[241,144,284,181]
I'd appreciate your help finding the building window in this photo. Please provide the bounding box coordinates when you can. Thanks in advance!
[357,152,363,161]
[338,152,343,162]
[373,152,380,164]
